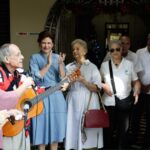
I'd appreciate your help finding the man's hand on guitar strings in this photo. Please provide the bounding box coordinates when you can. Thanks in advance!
[23,77,35,87]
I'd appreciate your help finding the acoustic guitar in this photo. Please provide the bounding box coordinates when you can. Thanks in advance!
[3,68,80,137]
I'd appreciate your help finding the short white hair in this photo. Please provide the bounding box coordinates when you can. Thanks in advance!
[71,39,88,53]
[108,40,122,50]
[0,43,12,64]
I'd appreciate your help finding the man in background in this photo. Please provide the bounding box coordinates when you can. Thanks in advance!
[135,33,150,149]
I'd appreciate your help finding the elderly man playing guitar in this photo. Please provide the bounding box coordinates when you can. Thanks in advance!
[0,43,35,150]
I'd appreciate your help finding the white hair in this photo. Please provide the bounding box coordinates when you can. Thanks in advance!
[108,40,122,50]
[0,43,12,64]
[71,39,88,53]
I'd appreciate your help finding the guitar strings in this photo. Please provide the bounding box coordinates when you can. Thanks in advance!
[32,86,39,148]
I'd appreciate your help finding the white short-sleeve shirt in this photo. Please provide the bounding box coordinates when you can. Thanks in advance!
[136,47,150,94]
[100,58,138,106]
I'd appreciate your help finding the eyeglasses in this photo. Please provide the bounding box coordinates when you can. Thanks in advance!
[109,48,121,53]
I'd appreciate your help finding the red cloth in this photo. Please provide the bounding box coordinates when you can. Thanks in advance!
[36,87,45,94]
[25,119,30,137]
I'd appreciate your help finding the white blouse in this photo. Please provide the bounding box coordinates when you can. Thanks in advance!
[100,58,138,106]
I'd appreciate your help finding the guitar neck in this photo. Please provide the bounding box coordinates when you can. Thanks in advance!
[30,78,68,106]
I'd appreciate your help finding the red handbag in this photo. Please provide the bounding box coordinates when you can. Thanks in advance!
[83,91,110,128]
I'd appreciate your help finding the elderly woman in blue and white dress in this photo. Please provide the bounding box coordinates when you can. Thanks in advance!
[65,39,103,150]
[100,40,140,150]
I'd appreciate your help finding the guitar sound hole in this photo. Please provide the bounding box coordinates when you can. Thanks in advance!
[23,101,32,112]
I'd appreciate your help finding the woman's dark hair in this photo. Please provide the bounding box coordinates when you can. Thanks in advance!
[37,30,54,43]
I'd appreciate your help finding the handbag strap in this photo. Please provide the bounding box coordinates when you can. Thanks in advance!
[86,90,107,112]
[109,60,116,94]
[86,92,92,110]
[97,90,107,112]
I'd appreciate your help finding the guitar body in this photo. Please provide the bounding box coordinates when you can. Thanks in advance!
[3,120,24,137]
[3,88,44,137]
[16,88,44,119]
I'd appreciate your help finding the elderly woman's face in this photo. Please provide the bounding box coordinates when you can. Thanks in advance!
[109,43,122,59]
[72,43,86,60]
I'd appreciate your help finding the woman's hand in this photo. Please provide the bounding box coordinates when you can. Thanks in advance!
[133,80,141,104]
[58,52,66,64]
[102,83,113,96]
[40,51,52,77]
[77,75,85,83]
[67,70,80,83]
[58,52,66,78]
[133,89,140,104]
[47,51,52,66]
[70,74,87,85]
[133,94,139,104]
[77,75,98,92]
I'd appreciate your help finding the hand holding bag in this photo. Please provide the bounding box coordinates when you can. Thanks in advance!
[83,91,110,128]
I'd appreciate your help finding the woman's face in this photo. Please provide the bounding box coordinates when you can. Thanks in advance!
[72,43,86,60]
[109,43,122,60]
[40,37,53,54]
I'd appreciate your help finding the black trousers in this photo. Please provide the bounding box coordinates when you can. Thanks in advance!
[103,106,131,150]
[103,106,116,149]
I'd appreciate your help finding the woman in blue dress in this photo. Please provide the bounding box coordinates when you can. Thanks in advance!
[29,31,67,150]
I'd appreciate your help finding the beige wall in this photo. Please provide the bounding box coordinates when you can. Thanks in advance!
[10,0,56,70]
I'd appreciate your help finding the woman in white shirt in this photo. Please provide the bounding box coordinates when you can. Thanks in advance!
[65,39,103,150]
[100,40,140,150]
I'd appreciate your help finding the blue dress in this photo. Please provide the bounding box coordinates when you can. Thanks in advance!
[29,51,67,145]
